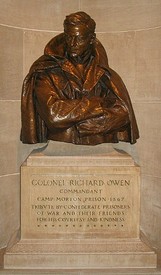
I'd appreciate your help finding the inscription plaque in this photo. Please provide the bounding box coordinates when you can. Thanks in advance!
[21,156,140,239]
[31,175,132,232]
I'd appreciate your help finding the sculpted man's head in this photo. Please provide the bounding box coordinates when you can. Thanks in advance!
[63,11,96,58]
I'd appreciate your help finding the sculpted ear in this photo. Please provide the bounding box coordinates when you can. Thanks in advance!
[90,33,96,44]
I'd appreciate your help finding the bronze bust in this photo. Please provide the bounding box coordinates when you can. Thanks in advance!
[21,11,139,145]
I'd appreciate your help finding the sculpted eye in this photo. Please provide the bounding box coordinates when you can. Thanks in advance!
[65,34,86,43]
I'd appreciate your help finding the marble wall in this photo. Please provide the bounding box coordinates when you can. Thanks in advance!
[0,0,161,249]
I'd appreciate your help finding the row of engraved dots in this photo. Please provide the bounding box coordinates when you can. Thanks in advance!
[37,224,124,228]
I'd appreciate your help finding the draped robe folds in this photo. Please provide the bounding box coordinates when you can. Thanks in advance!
[21,33,139,145]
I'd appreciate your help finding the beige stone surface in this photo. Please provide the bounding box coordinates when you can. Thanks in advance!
[133,101,161,249]
[133,102,161,178]
[141,175,161,248]
[1,0,161,32]
[0,101,21,175]
[0,101,44,177]
[80,0,161,32]
[135,28,161,101]
[81,0,161,32]
[0,25,23,100]
[0,0,79,30]
[1,268,161,275]
[4,239,157,269]
[23,30,58,77]
[0,175,20,249]
[27,142,134,166]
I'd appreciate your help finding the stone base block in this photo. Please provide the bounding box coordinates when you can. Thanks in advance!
[20,148,141,239]
[4,239,157,269]
[3,145,157,270]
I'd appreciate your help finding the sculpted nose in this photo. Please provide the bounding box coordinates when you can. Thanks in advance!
[71,37,77,47]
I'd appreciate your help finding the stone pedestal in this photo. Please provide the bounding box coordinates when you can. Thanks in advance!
[4,143,157,269]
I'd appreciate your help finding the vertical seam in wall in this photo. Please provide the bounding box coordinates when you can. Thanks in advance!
[23,29,25,78]
[134,30,137,102]
[78,0,81,10]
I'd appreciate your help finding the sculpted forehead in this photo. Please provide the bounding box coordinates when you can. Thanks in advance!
[64,24,92,37]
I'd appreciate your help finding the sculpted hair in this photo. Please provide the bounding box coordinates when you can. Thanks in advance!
[64,11,96,34]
